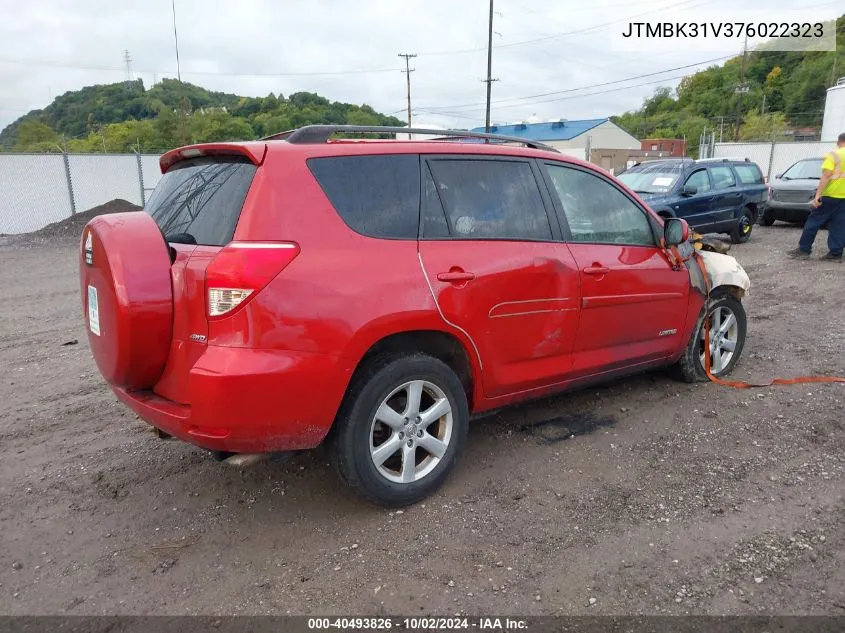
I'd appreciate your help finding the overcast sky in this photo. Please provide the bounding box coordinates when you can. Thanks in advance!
[0,0,841,134]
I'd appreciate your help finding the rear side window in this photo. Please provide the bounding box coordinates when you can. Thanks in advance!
[426,159,552,240]
[146,157,257,246]
[307,155,420,239]
[733,164,763,184]
[709,166,736,189]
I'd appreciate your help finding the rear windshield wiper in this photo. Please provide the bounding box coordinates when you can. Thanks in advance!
[165,232,198,245]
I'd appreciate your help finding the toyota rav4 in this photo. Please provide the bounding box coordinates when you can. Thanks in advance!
[79,125,751,507]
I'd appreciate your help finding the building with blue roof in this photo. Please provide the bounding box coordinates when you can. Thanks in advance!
[470,117,640,153]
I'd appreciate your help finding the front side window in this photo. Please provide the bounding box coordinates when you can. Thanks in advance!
[426,159,552,240]
[709,166,736,189]
[685,169,711,193]
[546,164,655,246]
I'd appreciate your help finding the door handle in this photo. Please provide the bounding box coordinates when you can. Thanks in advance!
[582,265,610,275]
[437,271,476,282]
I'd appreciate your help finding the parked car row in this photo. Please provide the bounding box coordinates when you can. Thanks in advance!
[619,155,827,233]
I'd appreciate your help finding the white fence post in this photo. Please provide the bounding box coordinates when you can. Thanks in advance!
[61,151,77,216]
[136,151,146,206]
[766,141,777,181]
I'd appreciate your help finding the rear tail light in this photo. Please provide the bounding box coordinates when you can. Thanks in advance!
[205,242,300,318]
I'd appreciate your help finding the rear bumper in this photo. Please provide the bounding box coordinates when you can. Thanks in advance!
[113,346,355,453]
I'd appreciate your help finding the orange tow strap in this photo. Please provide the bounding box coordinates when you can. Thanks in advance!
[691,253,845,389]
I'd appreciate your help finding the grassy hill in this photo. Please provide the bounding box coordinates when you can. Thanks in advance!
[0,78,404,152]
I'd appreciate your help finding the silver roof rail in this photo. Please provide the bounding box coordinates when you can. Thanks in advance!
[261,125,560,153]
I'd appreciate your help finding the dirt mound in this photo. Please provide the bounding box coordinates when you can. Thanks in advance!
[30,199,142,240]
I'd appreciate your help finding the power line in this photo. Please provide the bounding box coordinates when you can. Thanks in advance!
[398,53,417,128]
[418,0,706,57]
[420,55,735,112]
[0,58,401,78]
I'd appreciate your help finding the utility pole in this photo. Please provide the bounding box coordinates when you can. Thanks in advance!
[123,50,133,82]
[484,0,496,133]
[398,53,417,128]
[719,116,724,143]
[172,0,187,145]
[761,93,766,116]
[733,34,749,141]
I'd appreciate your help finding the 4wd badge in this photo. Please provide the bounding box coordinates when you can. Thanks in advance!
[84,231,93,265]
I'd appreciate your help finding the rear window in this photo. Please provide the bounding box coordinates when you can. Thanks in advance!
[733,164,763,184]
[146,157,257,246]
[307,155,421,239]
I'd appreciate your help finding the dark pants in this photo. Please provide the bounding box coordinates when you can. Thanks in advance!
[798,196,845,257]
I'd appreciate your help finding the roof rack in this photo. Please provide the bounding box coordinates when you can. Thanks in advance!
[696,157,751,163]
[261,125,559,153]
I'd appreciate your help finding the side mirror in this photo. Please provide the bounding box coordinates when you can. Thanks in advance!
[774,173,782,179]
[664,217,689,246]
[681,184,697,196]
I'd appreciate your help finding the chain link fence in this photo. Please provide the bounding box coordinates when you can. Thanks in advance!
[0,152,164,235]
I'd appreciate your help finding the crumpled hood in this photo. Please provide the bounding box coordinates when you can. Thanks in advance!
[697,250,751,294]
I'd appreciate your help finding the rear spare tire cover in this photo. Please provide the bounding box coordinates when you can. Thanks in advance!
[79,212,173,390]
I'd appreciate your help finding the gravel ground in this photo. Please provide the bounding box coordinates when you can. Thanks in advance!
[0,222,843,616]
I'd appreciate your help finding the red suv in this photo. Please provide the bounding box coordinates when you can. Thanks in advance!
[80,125,750,506]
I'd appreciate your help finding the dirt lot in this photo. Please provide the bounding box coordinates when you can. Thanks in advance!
[0,222,843,617]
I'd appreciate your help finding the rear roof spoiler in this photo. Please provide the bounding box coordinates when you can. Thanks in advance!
[160,142,267,172]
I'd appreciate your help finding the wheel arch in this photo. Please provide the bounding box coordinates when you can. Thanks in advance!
[743,201,759,222]
[345,329,480,413]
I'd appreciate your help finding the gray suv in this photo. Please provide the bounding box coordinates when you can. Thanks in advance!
[760,158,822,226]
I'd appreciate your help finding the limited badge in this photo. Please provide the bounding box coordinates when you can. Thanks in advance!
[84,231,93,265]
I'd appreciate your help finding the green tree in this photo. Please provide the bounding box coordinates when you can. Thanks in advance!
[739,111,788,141]
[14,120,60,150]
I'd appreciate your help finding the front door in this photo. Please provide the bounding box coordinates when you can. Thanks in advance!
[417,157,582,398]
[541,161,690,377]
[676,168,716,230]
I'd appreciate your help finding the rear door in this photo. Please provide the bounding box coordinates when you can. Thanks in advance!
[707,164,743,227]
[541,161,689,376]
[144,156,258,403]
[418,156,582,398]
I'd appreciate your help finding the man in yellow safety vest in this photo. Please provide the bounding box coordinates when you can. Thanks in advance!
[787,132,845,262]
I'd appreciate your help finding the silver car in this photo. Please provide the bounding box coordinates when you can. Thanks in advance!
[760,158,822,226]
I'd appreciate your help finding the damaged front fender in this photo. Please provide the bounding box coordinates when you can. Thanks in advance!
[696,250,751,296]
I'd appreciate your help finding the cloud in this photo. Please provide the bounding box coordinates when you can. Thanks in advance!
[0,0,831,133]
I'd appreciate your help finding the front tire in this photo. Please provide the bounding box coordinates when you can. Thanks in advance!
[730,207,755,243]
[675,289,747,383]
[329,354,469,507]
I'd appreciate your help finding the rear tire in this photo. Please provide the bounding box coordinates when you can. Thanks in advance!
[675,289,747,383]
[730,207,755,243]
[758,208,775,226]
[329,354,469,507]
